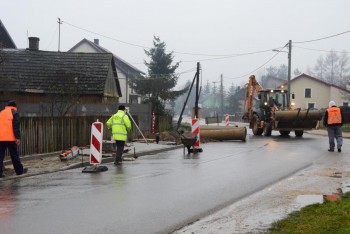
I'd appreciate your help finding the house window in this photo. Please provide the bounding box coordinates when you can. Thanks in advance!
[305,88,311,98]
[343,102,349,107]
[307,103,315,109]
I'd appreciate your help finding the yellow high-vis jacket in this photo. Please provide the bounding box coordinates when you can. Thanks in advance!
[106,110,132,141]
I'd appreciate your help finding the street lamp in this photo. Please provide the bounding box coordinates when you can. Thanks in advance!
[272,40,292,106]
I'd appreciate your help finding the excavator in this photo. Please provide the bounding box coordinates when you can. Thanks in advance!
[243,75,323,137]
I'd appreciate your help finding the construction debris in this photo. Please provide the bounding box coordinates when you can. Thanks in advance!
[59,146,80,161]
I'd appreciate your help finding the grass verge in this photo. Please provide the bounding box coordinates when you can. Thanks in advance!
[266,193,350,234]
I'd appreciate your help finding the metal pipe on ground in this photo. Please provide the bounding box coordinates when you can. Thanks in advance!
[200,127,247,141]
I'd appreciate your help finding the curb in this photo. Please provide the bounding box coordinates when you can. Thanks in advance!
[64,145,184,170]
[1,144,184,180]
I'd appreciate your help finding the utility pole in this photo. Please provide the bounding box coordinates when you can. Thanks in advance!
[126,69,129,103]
[194,62,200,118]
[57,18,62,52]
[287,40,292,106]
[220,74,224,115]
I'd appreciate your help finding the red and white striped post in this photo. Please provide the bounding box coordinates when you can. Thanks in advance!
[225,114,229,126]
[90,121,103,165]
[192,118,200,148]
[151,111,155,133]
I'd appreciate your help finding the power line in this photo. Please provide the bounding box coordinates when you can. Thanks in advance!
[62,20,350,81]
[62,20,288,59]
[63,21,150,50]
[294,45,350,54]
[180,45,289,63]
[294,29,350,44]
[63,19,350,57]
[225,50,283,80]
[44,25,58,50]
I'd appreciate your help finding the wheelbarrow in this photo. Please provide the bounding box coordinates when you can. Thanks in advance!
[181,136,202,154]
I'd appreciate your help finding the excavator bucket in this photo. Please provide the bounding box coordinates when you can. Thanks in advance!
[274,109,323,130]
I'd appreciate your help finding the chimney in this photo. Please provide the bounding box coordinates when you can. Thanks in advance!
[28,37,40,50]
[94,39,99,45]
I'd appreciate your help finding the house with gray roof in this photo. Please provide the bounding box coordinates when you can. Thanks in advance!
[69,38,145,104]
[0,37,121,106]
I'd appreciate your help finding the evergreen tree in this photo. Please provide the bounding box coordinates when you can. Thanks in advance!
[212,82,218,94]
[129,36,188,115]
[202,80,211,96]
[227,83,237,96]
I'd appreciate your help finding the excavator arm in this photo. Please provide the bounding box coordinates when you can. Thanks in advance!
[243,75,262,121]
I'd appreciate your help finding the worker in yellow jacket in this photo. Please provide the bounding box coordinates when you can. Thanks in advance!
[106,105,132,165]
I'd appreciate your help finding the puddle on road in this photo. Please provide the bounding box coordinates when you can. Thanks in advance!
[296,194,323,207]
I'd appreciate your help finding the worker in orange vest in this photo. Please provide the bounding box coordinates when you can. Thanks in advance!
[323,101,344,152]
[0,100,27,178]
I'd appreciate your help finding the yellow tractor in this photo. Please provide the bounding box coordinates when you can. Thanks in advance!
[243,75,323,137]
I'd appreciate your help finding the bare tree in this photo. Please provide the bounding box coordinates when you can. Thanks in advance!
[313,50,350,87]
[338,50,350,85]
[324,50,339,84]
[314,55,325,79]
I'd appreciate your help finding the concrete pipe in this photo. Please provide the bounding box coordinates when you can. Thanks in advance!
[274,110,323,130]
[200,125,240,130]
[200,127,247,141]
[274,110,323,122]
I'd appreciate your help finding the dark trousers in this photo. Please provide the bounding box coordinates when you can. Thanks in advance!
[327,125,343,150]
[115,140,125,163]
[0,141,24,175]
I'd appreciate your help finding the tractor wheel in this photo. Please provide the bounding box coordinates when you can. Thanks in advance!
[252,114,263,135]
[279,130,290,136]
[264,122,272,136]
[295,130,304,137]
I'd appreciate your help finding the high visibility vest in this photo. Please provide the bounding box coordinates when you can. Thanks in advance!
[327,106,342,125]
[106,110,132,141]
[0,106,17,141]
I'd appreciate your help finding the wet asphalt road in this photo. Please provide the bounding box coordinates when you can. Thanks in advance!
[0,132,330,234]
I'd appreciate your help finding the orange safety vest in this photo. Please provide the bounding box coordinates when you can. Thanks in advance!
[0,106,17,141]
[327,106,342,125]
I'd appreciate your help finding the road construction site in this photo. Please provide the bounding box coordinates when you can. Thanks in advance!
[0,125,349,233]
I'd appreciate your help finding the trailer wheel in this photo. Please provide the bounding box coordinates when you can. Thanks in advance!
[252,114,263,135]
[264,122,272,136]
[295,130,304,137]
[279,130,290,136]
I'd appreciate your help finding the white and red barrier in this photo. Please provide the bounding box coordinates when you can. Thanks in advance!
[192,118,200,148]
[225,114,229,126]
[90,121,103,165]
[151,111,155,133]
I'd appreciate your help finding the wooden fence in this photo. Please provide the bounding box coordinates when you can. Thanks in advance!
[156,116,173,132]
[17,116,140,156]
[2,114,173,157]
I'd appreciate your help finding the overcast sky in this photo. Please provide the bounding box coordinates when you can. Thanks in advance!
[1,0,350,88]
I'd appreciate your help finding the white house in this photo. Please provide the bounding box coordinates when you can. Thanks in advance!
[288,73,350,110]
[69,39,145,104]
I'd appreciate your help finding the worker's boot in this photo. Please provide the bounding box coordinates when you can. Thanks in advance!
[114,154,122,165]
[117,155,123,164]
